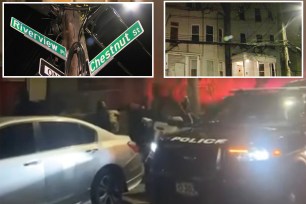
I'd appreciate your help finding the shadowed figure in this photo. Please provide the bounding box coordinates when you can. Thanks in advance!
[94,100,112,131]
[14,88,40,116]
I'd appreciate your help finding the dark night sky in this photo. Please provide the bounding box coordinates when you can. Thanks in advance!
[4,4,152,76]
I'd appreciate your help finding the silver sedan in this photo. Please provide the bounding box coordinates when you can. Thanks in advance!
[0,116,144,204]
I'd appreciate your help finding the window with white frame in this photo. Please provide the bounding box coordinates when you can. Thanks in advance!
[191,25,200,42]
[190,59,197,76]
[269,63,276,76]
[259,63,265,76]
[256,34,263,43]
[170,22,179,41]
[218,28,223,43]
[206,25,213,42]
[255,8,262,22]
[240,33,246,43]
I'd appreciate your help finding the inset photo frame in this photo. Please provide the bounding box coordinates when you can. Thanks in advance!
[3,2,154,78]
[164,1,303,78]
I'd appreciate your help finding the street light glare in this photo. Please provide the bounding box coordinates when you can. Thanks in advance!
[124,3,140,11]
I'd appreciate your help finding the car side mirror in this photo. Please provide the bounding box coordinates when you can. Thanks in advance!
[142,117,153,127]
[167,116,184,127]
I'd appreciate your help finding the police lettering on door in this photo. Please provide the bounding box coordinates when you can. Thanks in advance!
[170,137,228,144]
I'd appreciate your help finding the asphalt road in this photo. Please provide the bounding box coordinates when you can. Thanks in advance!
[82,184,149,204]
[123,184,149,204]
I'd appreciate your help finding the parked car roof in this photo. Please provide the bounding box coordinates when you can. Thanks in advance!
[0,116,95,127]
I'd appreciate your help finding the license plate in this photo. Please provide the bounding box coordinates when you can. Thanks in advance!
[175,182,198,197]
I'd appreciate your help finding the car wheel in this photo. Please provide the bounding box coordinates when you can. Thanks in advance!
[91,169,124,204]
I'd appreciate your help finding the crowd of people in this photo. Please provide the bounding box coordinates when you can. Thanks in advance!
[13,88,196,153]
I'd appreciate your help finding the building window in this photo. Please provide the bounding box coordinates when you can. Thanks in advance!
[270,35,275,49]
[259,63,265,76]
[238,6,245,20]
[255,8,261,22]
[191,25,200,42]
[186,3,201,9]
[190,59,197,76]
[170,22,179,41]
[270,63,276,76]
[207,60,214,76]
[206,25,213,42]
[218,29,223,43]
[240,33,246,43]
[268,10,273,21]
[256,34,262,42]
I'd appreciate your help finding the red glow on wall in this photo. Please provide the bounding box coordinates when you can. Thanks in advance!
[146,78,299,106]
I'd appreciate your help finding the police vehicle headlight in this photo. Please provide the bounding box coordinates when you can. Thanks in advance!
[150,142,158,153]
[248,149,270,161]
[229,147,280,161]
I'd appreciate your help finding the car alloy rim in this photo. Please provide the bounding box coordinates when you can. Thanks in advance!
[98,175,120,204]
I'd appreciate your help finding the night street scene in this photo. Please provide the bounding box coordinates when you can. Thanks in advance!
[2,77,306,204]
[165,2,302,77]
[1,0,306,204]
[3,3,153,77]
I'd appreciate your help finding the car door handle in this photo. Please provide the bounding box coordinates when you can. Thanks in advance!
[85,148,98,153]
[24,160,40,166]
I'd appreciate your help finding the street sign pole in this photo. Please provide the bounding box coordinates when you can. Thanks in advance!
[89,20,144,76]
[62,10,89,76]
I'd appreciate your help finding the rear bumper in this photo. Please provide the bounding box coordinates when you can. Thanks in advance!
[146,160,285,204]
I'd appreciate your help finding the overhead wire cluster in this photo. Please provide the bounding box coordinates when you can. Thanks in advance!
[48,4,151,76]
[58,4,94,76]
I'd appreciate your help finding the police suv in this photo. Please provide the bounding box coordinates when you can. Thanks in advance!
[145,87,306,204]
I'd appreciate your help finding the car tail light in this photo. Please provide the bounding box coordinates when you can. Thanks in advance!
[127,141,140,153]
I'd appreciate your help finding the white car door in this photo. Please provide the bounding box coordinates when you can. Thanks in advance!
[0,122,45,204]
[72,124,100,194]
[37,121,79,204]
[36,121,98,204]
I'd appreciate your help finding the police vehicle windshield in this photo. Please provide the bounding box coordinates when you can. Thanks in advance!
[213,90,305,125]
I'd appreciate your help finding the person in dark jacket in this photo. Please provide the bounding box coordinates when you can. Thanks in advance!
[127,103,148,147]
[94,100,112,131]
[14,88,40,115]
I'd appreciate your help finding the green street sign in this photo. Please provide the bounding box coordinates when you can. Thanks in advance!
[10,17,67,60]
[89,20,144,76]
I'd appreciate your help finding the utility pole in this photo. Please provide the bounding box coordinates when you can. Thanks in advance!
[187,78,200,115]
[281,22,291,76]
[222,3,232,76]
[277,3,291,77]
[62,10,89,76]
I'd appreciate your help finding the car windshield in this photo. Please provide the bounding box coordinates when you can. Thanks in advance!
[213,91,305,124]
